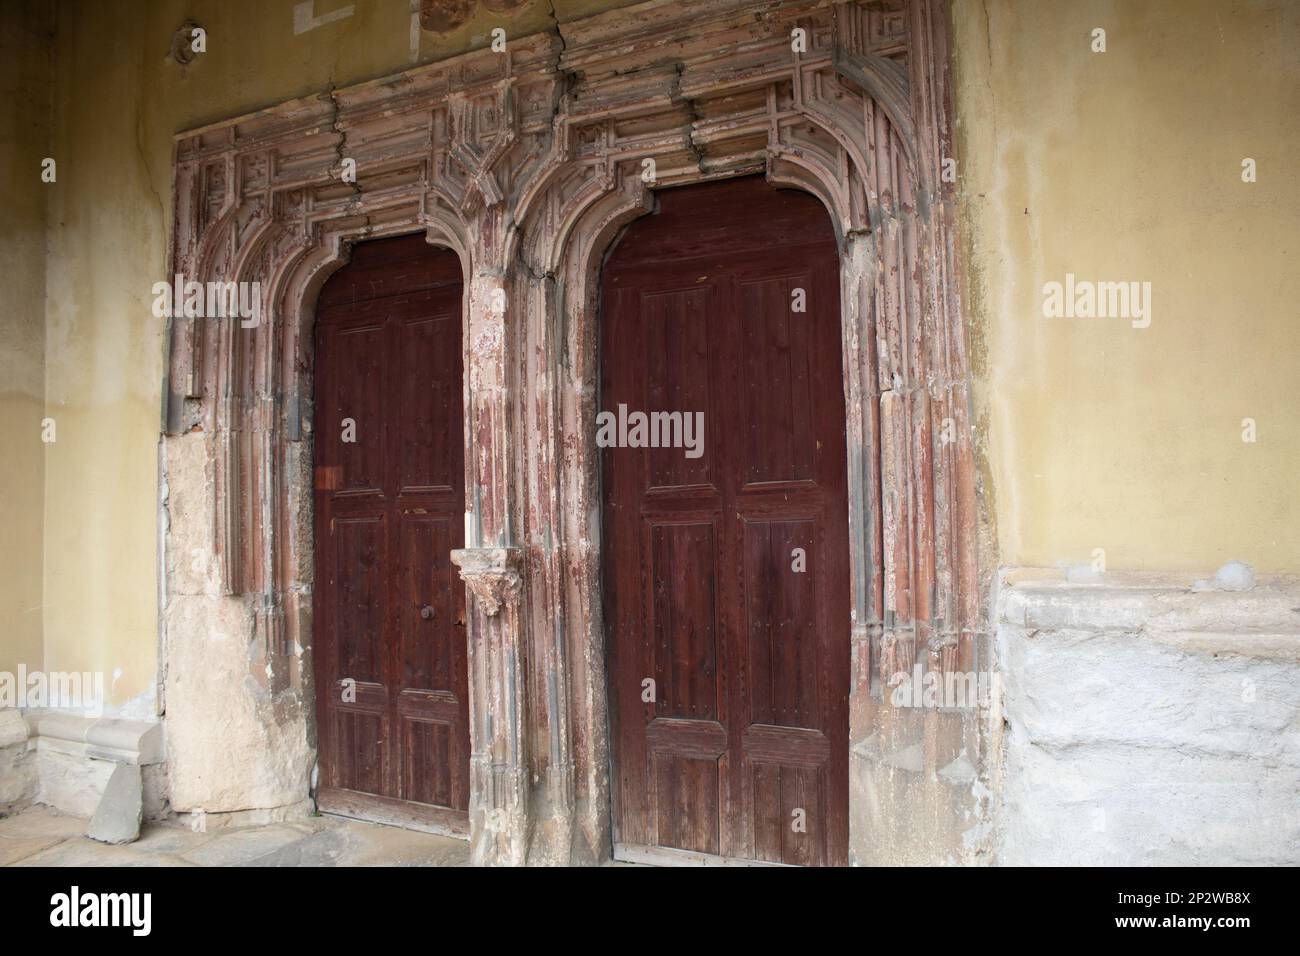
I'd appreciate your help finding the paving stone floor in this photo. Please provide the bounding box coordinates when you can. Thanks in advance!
[0,805,471,867]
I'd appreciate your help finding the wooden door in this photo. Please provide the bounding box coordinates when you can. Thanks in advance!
[602,176,850,866]
[312,234,469,835]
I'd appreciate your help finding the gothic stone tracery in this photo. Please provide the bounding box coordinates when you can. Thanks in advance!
[164,0,977,865]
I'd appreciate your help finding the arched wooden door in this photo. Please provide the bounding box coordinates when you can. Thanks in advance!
[311,234,470,836]
[602,176,851,866]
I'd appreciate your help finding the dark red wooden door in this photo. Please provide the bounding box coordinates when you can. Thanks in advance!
[312,234,469,835]
[602,176,850,866]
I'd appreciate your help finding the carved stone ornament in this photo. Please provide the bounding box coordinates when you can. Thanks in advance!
[420,0,473,34]
[450,548,524,616]
[169,20,204,65]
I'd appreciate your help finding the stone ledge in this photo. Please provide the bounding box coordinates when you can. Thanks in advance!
[998,568,1300,659]
[22,711,165,766]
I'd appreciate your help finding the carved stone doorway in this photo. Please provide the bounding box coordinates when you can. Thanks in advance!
[161,0,979,866]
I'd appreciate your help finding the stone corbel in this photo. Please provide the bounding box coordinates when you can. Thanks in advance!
[450,547,524,616]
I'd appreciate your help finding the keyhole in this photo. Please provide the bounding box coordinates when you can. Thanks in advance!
[420,605,435,620]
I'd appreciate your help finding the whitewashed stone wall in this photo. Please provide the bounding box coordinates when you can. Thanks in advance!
[995,570,1300,865]
[0,710,35,813]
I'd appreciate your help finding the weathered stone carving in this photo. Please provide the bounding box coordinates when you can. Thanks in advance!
[420,0,472,34]
[163,0,978,865]
[420,1,530,36]
[168,20,204,66]
[451,548,523,616]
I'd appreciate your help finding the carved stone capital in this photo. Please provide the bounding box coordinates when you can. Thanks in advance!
[451,547,524,616]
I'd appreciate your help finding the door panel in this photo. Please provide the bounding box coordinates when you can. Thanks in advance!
[312,234,469,835]
[603,176,850,866]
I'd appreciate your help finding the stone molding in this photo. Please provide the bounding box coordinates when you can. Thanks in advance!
[22,712,166,766]
[998,568,1300,661]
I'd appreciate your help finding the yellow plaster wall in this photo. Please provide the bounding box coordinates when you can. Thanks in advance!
[0,2,53,683]
[952,0,1300,574]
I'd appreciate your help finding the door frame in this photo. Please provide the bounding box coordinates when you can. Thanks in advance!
[160,0,982,866]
